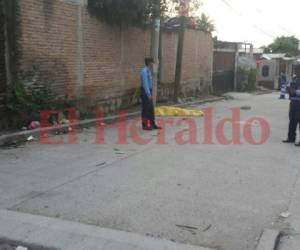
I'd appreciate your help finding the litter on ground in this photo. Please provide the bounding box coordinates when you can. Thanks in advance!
[279,211,291,218]
[114,148,125,155]
[16,246,28,250]
[27,136,36,142]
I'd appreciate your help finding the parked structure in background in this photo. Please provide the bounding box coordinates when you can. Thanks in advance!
[257,53,294,90]
[213,41,238,93]
[239,47,263,61]
[0,0,213,116]
[213,40,256,93]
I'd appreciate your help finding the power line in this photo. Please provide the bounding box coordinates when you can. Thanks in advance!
[252,24,276,39]
[217,0,276,39]
[254,7,298,37]
[221,0,300,40]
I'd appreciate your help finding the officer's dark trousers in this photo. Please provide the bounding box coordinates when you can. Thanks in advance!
[288,119,300,141]
[141,88,155,128]
[288,101,300,141]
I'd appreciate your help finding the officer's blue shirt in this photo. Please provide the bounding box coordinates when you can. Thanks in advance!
[140,67,153,98]
[289,77,300,101]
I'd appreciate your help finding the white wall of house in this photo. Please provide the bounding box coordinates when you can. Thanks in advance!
[257,60,277,87]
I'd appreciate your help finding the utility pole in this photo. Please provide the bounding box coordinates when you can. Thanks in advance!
[174,0,189,103]
[174,15,185,102]
[151,16,161,107]
[233,43,239,91]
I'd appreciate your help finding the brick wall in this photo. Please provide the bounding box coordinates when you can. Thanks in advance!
[0,0,6,122]
[16,0,213,112]
[182,30,213,95]
[18,0,79,99]
[0,0,6,93]
[81,14,151,111]
[159,29,213,99]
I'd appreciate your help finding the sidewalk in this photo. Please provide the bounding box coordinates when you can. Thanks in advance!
[0,95,224,147]
[0,209,213,250]
[277,166,300,250]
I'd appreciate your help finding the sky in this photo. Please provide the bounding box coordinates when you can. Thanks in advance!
[200,0,300,48]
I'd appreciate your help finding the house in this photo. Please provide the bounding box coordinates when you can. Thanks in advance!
[257,54,294,89]
[213,40,257,93]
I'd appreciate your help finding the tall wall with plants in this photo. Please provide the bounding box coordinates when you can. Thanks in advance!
[3,0,213,128]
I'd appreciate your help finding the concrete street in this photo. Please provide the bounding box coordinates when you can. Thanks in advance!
[1,92,300,250]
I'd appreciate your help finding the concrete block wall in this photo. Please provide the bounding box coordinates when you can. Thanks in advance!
[15,0,213,113]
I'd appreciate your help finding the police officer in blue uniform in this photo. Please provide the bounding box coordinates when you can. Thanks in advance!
[283,64,300,146]
[140,58,162,130]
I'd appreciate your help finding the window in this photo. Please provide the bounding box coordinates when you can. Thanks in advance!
[262,65,269,77]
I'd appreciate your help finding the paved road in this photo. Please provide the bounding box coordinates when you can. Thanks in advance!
[1,92,300,250]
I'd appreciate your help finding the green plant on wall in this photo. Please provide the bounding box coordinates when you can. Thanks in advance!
[87,0,168,26]
[5,80,72,128]
[193,13,215,34]
[248,68,257,91]
[237,67,257,92]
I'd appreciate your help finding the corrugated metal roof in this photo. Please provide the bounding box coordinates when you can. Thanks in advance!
[262,53,286,59]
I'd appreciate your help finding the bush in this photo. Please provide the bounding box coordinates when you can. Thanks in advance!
[4,82,72,128]
[237,67,257,92]
[87,0,167,26]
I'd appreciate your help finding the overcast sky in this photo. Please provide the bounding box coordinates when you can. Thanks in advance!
[200,0,300,48]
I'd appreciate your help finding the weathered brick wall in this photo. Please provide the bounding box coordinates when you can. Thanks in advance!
[18,0,79,99]
[159,29,213,99]
[17,0,151,112]
[182,30,213,95]
[160,31,178,84]
[82,14,151,111]
[158,31,178,101]
[16,0,212,112]
[0,0,6,126]
[0,0,6,93]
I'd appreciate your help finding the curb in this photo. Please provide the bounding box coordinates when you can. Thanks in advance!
[256,229,281,250]
[0,209,213,250]
[0,111,140,147]
[0,96,224,147]
[254,91,275,96]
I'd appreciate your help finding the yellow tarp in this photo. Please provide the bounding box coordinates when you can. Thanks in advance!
[155,106,205,117]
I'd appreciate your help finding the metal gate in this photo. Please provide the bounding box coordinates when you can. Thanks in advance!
[212,70,234,93]
[212,51,235,93]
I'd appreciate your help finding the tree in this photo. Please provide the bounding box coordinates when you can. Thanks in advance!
[264,36,300,57]
[166,0,202,17]
[194,13,215,34]
[87,0,168,26]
